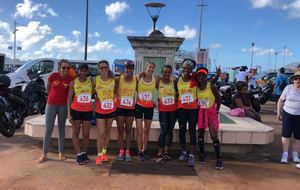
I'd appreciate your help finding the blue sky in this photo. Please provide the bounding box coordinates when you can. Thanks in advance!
[1,0,300,71]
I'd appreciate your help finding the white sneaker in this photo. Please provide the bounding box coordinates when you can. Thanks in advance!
[292,151,300,163]
[280,153,288,164]
[296,164,300,169]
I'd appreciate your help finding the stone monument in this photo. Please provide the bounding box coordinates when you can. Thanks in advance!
[127,3,185,75]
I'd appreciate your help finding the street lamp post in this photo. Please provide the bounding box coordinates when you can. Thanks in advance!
[145,3,166,32]
[274,51,278,70]
[84,0,89,60]
[7,20,22,64]
[283,45,287,66]
[250,42,255,69]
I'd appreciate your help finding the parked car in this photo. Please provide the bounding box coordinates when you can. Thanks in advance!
[8,58,99,89]
[256,71,293,87]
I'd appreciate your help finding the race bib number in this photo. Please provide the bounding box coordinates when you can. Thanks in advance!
[139,92,152,101]
[120,96,133,107]
[101,100,114,110]
[198,99,209,108]
[162,96,175,105]
[77,93,91,103]
[181,93,194,104]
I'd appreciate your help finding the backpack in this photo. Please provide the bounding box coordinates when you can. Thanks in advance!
[279,76,287,91]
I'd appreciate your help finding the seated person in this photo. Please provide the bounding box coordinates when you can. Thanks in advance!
[231,81,262,122]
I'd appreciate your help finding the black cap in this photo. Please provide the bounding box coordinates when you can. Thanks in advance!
[78,63,89,70]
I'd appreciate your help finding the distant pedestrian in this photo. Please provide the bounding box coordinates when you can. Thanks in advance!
[248,68,258,89]
[296,64,300,72]
[37,59,74,163]
[234,66,248,83]
[173,63,181,78]
[274,68,289,113]
[277,71,300,165]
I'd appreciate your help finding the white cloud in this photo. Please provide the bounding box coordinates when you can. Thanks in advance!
[283,0,300,18]
[113,25,134,34]
[15,0,58,19]
[87,41,114,53]
[42,35,80,53]
[210,43,222,49]
[72,30,81,39]
[88,32,100,38]
[105,1,129,21]
[162,25,196,39]
[0,21,11,33]
[250,0,275,8]
[241,46,294,57]
[14,21,51,50]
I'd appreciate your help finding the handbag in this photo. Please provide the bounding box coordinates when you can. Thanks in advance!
[229,108,246,117]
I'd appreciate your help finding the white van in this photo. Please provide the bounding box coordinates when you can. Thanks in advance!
[8,58,99,88]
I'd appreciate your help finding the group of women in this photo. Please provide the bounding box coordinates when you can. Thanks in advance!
[37,58,223,170]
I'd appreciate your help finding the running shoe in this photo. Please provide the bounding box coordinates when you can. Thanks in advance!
[143,151,150,161]
[138,151,146,162]
[102,153,109,162]
[292,151,300,163]
[163,152,171,161]
[125,153,133,162]
[117,152,124,161]
[82,152,90,163]
[296,164,300,169]
[155,154,164,163]
[199,154,206,165]
[187,154,195,167]
[75,153,84,165]
[280,152,288,164]
[179,151,187,161]
[95,155,103,165]
[215,159,223,170]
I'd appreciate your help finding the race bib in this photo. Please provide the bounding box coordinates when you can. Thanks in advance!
[198,99,209,108]
[101,100,114,110]
[77,93,91,103]
[181,93,194,104]
[120,96,133,107]
[139,92,152,101]
[162,96,175,105]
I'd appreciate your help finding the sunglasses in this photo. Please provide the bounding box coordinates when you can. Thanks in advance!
[62,66,71,70]
[99,66,108,69]
[294,77,300,81]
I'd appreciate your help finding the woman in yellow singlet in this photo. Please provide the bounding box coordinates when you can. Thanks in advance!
[135,61,157,161]
[176,59,198,167]
[67,63,93,165]
[93,60,116,166]
[155,65,177,163]
[115,60,137,161]
[196,66,223,170]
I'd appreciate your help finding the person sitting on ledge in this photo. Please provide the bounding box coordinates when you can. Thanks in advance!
[231,81,262,122]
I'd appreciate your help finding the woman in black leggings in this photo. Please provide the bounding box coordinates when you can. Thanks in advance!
[176,59,198,167]
[155,65,177,163]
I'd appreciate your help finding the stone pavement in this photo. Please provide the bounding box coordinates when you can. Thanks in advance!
[0,102,300,190]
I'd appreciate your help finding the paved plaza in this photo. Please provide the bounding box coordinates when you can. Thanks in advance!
[0,102,300,190]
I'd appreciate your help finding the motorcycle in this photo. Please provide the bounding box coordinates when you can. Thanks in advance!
[0,75,16,137]
[218,82,235,107]
[260,80,275,105]
[16,70,47,115]
[249,87,262,113]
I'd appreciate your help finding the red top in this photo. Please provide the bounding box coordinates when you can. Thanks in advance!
[47,72,74,105]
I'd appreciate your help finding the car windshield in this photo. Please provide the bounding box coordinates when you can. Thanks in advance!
[14,60,35,73]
